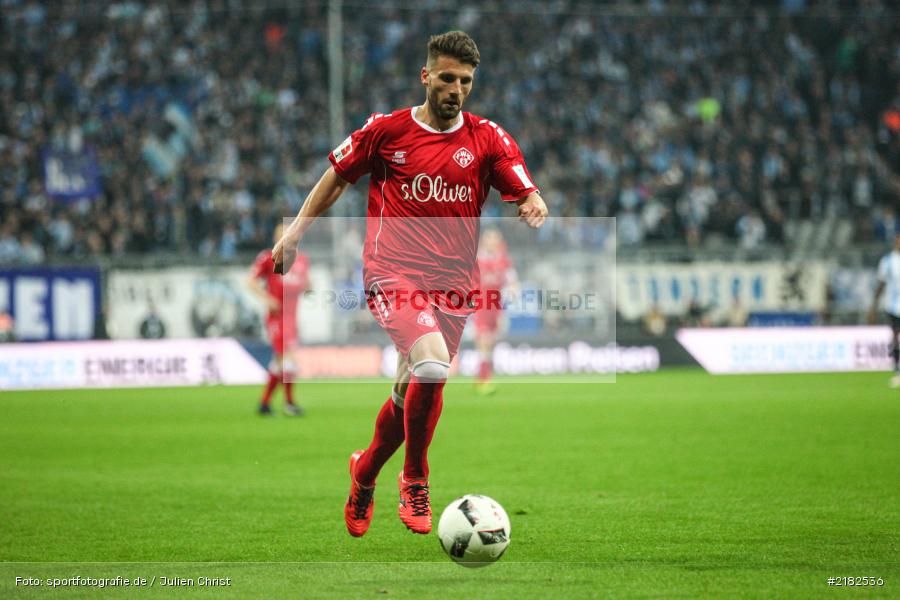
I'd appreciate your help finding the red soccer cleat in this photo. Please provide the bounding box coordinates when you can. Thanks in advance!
[398,472,432,534]
[344,451,375,537]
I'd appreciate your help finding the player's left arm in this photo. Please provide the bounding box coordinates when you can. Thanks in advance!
[274,166,350,274]
[484,122,548,228]
[515,192,548,229]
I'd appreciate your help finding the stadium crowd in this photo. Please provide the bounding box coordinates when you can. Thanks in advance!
[1,0,898,264]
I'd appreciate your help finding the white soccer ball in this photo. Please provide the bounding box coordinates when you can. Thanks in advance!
[437,495,511,568]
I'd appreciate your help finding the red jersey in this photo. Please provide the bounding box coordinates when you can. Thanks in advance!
[329,107,538,311]
[251,249,309,321]
[477,250,513,293]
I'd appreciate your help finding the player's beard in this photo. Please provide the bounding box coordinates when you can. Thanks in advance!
[428,86,460,121]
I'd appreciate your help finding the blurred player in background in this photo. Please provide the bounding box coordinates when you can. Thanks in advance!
[272,31,548,537]
[473,228,516,395]
[248,223,310,415]
[0,311,14,342]
[869,232,900,388]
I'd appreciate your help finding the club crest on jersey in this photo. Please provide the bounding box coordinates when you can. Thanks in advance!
[453,147,475,168]
[417,311,436,328]
[333,136,353,163]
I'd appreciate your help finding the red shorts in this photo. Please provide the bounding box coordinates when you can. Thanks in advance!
[473,308,502,334]
[267,315,297,355]
[366,275,469,359]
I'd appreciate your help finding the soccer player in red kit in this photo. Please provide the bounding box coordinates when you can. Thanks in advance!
[248,223,310,416]
[473,228,516,395]
[273,31,548,536]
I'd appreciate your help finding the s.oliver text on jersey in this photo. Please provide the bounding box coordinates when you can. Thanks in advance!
[400,173,473,203]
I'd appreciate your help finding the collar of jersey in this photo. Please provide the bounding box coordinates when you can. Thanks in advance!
[410,105,465,134]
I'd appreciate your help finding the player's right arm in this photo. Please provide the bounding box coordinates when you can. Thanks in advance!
[274,114,384,274]
[482,120,547,228]
[273,166,351,274]
[515,192,548,228]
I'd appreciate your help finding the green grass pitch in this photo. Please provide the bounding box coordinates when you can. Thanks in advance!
[1,370,898,598]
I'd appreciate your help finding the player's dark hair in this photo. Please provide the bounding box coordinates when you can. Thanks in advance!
[427,31,480,68]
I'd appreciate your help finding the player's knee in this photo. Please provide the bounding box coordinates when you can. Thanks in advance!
[411,359,450,383]
[392,386,405,409]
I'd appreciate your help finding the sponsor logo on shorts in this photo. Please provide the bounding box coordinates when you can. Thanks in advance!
[374,293,391,321]
[417,311,436,328]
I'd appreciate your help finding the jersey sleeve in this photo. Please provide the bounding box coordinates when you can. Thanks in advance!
[250,250,272,278]
[328,113,384,184]
[484,122,539,201]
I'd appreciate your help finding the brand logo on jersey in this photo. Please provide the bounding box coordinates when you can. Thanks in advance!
[392,151,406,165]
[370,289,392,323]
[400,173,473,203]
[453,147,475,168]
[417,311,436,328]
[332,136,353,163]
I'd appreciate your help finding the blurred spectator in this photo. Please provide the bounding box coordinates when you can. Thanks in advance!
[219,224,238,260]
[0,223,21,262]
[642,303,667,337]
[725,299,749,328]
[874,205,900,242]
[736,210,767,250]
[17,231,45,264]
[0,1,898,264]
[0,311,14,342]
[617,209,644,246]
[139,302,167,339]
[684,299,711,327]
[94,304,110,340]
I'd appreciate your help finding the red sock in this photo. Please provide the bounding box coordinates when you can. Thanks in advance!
[403,375,445,480]
[478,359,492,382]
[284,381,294,405]
[355,396,405,487]
[261,373,279,406]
